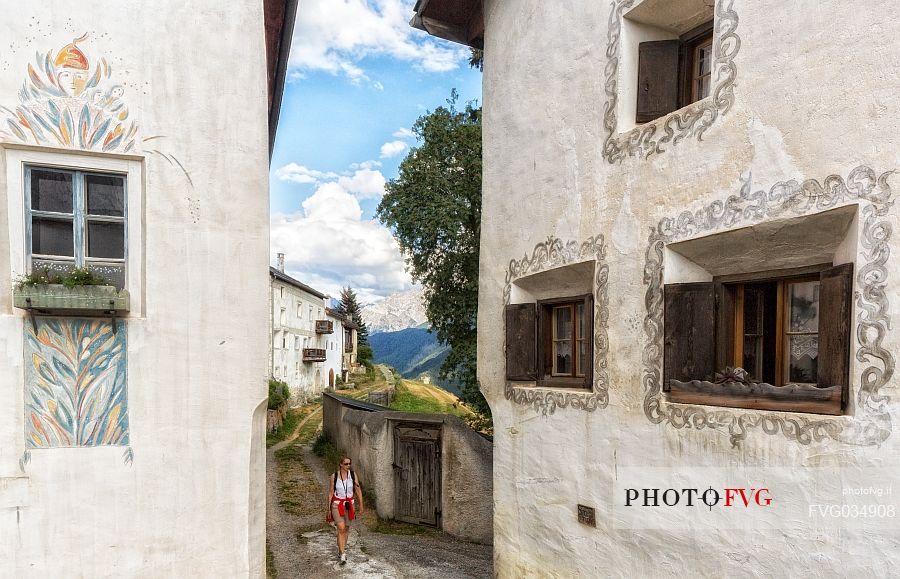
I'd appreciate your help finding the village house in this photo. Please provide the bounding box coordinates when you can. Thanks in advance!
[0,0,296,575]
[415,0,900,576]
[270,253,358,401]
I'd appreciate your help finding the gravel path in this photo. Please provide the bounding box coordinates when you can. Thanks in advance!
[267,403,492,578]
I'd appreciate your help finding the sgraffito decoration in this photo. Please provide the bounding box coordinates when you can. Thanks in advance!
[503,235,610,414]
[602,0,740,163]
[0,34,138,152]
[642,166,894,447]
[25,318,129,448]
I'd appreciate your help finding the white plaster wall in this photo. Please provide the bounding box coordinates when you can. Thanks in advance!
[0,2,270,575]
[480,0,900,576]
[271,279,330,401]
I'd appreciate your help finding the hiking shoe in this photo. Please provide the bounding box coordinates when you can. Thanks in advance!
[340,552,347,565]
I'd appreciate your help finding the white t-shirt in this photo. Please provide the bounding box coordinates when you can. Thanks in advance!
[334,471,354,499]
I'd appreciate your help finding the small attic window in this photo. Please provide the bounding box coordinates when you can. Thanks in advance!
[619,0,716,129]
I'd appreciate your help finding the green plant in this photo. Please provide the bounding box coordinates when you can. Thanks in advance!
[311,431,330,457]
[268,379,291,410]
[14,267,108,290]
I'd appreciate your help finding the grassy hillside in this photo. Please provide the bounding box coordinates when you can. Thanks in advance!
[369,327,459,394]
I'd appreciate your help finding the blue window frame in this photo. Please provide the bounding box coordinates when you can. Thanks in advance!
[25,165,127,288]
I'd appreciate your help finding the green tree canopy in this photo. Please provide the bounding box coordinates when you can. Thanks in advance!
[336,287,372,363]
[376,91,487,416]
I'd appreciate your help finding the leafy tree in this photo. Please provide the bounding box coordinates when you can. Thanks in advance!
[336,287,372,364]
[469,48,484,71]
[376,91,488,417]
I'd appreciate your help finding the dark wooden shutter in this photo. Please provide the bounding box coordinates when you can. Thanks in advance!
[636,40,681,123]
[664,283,716,389]
[818,263,853,396]
[505,304,537,381]
[714,282,735,371]
[583,294,594,389]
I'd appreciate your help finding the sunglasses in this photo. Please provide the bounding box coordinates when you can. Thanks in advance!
[341,462,351,466]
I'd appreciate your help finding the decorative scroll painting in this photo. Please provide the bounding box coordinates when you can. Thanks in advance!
[25,319,129,448]
[503,235,611,415]
[602,0,740,163]
[0,34,137,152]
[642,166,894,447]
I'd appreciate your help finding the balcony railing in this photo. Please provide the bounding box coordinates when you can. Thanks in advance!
[303,348,326,362]
[315,320,334,334]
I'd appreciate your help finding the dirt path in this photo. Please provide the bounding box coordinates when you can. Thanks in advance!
[267,382,492,578]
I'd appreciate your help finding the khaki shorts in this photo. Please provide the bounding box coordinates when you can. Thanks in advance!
[331,500,354,525]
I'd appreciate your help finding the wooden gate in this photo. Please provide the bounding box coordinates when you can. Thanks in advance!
[392,423,441,527]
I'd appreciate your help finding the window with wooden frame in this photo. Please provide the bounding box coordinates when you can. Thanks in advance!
[26,165,127,288]
[663,264,853,415]
[636,21,714,124]
[505,294,593,388]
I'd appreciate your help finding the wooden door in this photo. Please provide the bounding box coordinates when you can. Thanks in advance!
[393,423,441,527]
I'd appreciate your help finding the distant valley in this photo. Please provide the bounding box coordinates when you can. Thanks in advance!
[362,289,459,396]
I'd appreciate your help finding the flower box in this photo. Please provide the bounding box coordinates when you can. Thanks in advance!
[667,379,842,415]
[13,284,129,314]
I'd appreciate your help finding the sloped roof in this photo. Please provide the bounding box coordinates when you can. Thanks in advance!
[269,267,326,299]
[264,0,299,156]
[410,0,483,49]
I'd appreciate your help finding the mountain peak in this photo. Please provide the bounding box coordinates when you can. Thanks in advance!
[362,287,428,333]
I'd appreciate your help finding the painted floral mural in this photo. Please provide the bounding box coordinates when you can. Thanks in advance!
[25,319,129,448]
[0,34,138,152]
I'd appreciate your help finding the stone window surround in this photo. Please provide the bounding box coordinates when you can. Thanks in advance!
[3,143,144,316]
[602,0,740,163]
[642,166,894,447]
[503,234,610,415]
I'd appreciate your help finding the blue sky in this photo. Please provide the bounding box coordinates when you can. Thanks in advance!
[270,0,482,303]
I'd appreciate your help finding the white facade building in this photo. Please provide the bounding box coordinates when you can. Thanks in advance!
[0,1,296,575]
[416,0,900,577]
[270,260,357,401]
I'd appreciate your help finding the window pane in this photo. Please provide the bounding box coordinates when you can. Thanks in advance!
[86,263,125,289]
[554,341,572,375]
[555,306,572,340]
[31,169,73,213]
[789,281,820,332]
[86,221,125,259]
[697,75,711,100]
[698,44,712,76]
[788,335,818,383]
[576,303,585,339]
[743,336,762,380]
[31,259,76,280]
[86,174,125,216]
[32,217,74,256]
[579,340,588,376]
[743,287,763,335]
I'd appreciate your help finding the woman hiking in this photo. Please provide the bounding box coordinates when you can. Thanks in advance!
[326,455,365,565]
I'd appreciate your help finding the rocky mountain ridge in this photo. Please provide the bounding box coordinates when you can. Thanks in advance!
[361,287,428,333]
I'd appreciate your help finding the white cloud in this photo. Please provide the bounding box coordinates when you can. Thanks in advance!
[274,163,338,184]
[380,140,409,158]
[289,0,469,81]
[372,81,385,91]
[350,160,382,171]
[272,180,413,301]
[392,127,415,139]
[338,169,387,199]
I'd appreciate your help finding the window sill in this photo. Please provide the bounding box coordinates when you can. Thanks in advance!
[13,284,130,315]
[618,96,713,136]
[666,379,843,416]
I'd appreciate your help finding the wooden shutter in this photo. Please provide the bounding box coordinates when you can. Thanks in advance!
[664,283,716,389]
[583,294,594,389]
[636,40,681,123]
[505,303,537,381]
[818,263,853,395]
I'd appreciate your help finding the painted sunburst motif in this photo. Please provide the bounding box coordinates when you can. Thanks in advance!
[24,318,129,448]
[0,33,138,152]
